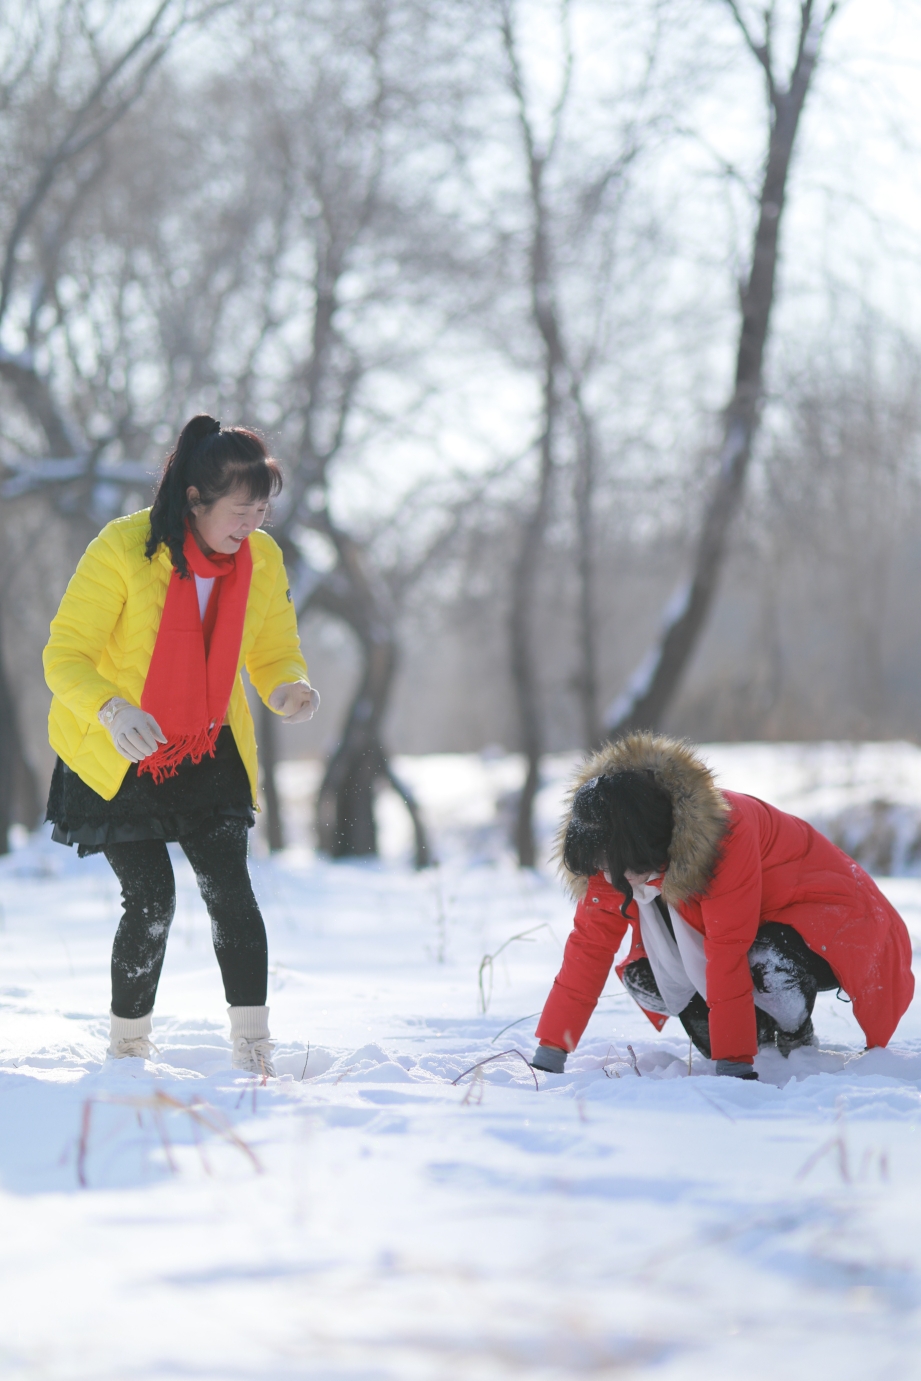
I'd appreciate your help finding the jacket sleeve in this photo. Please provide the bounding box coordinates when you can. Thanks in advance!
[535,885,629,1052]
[43,525,128,723]
[700,811,762,1062]
[245,554,309,707]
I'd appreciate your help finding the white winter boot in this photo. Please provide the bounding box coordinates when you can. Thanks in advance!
[108,1010,157,1061]
[229,1005,276,1077]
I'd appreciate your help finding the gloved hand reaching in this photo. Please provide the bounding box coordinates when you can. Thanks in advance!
[715,1059,758,1080]
[530,1044,567,1073]
[98,697,167,762]
[268,681,320,724]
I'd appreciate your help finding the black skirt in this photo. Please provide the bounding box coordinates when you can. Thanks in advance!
[46,726,255,856]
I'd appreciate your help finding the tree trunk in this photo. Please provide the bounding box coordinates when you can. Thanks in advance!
[308,528,431,868]
[572,385,601,748]
[314,534,395,858]
[13,734,42,830]
[0,357,74,458]
[501,2,570,867]
[0,611,18,853]
[258,698,284,852]
[320,734,382,857]
[510,384,557,868]
[606,9,826,737]
[382,757,431,870]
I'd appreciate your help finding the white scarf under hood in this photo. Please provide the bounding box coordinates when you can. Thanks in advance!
[631,879,708,1016]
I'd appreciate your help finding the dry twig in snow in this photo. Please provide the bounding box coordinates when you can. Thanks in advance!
[77,1090,262,1187]
[452,1049,539,1093]
[478,924,551,1013]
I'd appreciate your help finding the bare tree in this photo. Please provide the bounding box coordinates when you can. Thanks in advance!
[498,0,572,867]
[493,0,655,862]
[606,0,840,735]
[571,386,602,746]
[0,0,440,863]
[0,1,219,459]
[203,0,449,863]
[755,317,921,733]
[0,0,220,849]
[0,605,21,850]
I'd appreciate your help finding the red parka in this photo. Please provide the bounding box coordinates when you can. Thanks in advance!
[536,737,914,1063]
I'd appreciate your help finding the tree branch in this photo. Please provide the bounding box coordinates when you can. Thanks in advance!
[0,0,183,329]
[723,0,777,100]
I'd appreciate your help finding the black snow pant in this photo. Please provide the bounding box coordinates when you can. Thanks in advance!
[622,922,839,1060]
[104,816,268,1020]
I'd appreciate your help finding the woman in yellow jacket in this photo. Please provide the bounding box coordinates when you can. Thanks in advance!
[43,415,318,1074]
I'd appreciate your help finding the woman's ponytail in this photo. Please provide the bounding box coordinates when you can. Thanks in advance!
[145,414,282,577]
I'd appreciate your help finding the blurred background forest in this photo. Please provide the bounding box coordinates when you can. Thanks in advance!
[3,0,921,863]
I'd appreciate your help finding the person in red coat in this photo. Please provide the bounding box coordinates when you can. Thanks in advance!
[532,733,915,1080]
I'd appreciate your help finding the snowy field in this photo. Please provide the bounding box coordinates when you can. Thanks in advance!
[3,743,921,1379]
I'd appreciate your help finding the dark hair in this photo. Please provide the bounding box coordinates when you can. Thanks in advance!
[562,770,674,918]
[145,414,282,577]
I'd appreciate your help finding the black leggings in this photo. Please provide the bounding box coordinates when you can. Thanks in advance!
[104,816,267,1019]
[622,922,839,1060]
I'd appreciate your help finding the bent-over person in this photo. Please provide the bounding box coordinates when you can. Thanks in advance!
[532,734,914,1079]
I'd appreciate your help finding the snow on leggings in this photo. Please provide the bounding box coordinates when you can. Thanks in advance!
[622,922,839,1059]
[103,815,267,1019]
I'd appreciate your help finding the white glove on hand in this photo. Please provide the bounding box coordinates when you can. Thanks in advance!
[98,697,167,762]
[268,681,320,724]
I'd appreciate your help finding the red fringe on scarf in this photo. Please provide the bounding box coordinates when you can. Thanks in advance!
[139,724,221,784]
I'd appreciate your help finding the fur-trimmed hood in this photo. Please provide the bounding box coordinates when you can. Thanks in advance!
[557,733,730,903]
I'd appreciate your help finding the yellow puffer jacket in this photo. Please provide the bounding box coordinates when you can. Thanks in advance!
[43,508,308,802]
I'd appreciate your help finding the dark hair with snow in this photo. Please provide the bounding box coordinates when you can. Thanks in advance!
[562,770,674,918]
[146,414,282,578]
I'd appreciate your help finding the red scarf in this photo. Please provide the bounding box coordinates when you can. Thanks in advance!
[138,528,253,783]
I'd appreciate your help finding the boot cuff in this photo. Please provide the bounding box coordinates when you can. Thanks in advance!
[228,1005,271,1041]
[110,1010,153,1040]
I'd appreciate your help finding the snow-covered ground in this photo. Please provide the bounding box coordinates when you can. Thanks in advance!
[3,744,921,1379]
[278,739,921,872]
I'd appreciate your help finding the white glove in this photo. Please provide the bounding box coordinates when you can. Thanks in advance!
[98,697,167,762]
[268,681,320,724]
